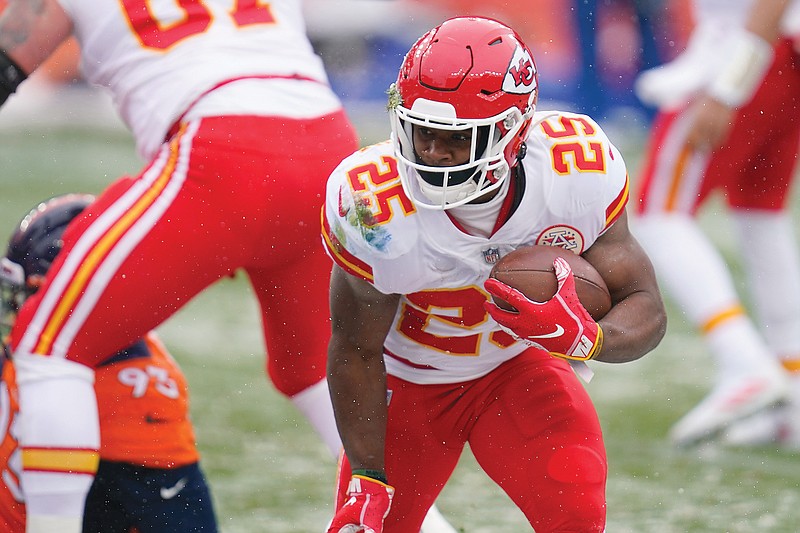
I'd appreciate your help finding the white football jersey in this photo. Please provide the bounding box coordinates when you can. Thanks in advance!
[323,111,629,384]
[57,0,340,159]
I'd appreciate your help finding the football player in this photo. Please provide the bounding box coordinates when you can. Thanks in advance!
[0,1,457,531]
[0,0,360,531]
[322,16,667,533]
[634,0,800,447]
[0,194,217,532]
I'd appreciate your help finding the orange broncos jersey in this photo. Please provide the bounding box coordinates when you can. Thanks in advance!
[94,333,199,468]
[0,332,199,531]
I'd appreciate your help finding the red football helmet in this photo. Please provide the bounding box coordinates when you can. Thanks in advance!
[389,16,538,210]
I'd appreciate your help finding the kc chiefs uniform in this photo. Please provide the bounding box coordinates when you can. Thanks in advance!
[1,333,215,532]
[323,111,629,531]
[633,0,800,447]
[8,0,359,519]
[636,0,800,216]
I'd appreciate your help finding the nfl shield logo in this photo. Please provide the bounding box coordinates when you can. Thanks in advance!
[482,247,501,264]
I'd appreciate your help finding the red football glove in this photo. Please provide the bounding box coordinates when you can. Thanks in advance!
[327,475,394,533]
[484,257,604,361]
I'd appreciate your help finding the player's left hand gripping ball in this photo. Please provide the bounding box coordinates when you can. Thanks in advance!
[327,475,394,533]
[484,257,604,361]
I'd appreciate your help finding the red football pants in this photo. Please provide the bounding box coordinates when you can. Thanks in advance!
[334,350,608,532]
[636,39,800,215]
[11,111,359,396]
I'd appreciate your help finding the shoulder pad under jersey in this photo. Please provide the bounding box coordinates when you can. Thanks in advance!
[529,110,629,222]
[323,141,419,267]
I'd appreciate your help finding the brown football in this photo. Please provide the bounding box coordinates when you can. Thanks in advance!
[489,245,612,320]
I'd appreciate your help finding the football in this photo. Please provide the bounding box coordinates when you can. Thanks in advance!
[488,245,612,320]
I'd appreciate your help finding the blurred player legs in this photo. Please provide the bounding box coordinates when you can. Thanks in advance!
[722,211,800,449]
[634,214,790,446]
[635,16,800,445]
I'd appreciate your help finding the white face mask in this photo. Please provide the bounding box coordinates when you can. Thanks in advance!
[416,168,481,207]
[389,97,527,210]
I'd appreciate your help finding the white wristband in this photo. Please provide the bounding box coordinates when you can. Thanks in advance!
[26,514,82,533]
[707,29,774,108]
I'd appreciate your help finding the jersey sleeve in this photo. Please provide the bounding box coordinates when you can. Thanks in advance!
[532,111,630,237]
[593,121,630,234]
[321,141,419,288]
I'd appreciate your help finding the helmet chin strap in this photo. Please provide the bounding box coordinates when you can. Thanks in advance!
[414,156,482,206]
[416,164,478,187]
[516,142,528,162]
[418,173,478,206]
[412,157,513,209]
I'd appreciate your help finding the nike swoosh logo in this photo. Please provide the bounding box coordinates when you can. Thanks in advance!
[160,477,188,500]
[526,325,565,339]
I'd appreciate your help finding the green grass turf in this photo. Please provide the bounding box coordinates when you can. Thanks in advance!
[2,120,799,532]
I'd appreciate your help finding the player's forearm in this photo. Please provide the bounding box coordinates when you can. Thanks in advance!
[327,343,388,472]
[594,290,667,363]
[0,0,72,73]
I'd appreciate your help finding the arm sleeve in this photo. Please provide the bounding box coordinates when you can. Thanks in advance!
[13,353,98,533]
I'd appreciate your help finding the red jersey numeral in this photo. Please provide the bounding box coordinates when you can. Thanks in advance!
[230,0,276,26]
[121,0,275,50]
[398,287,516,355]
[551,141,605,174]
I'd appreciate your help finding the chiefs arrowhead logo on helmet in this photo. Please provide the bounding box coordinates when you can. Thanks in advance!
[505,46,537,95]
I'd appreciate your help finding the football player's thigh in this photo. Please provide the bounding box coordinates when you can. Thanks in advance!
[724,126,799,210]
[247,248,332,396]
[715,45,800,208]
[721,112,800,210]
[468,352,607,533]
[382,376,465,532]
[120,463,218,533]
[137,468,217,532]
[64,172,245,363]
[244,122,350,395]
[244,134,333,391]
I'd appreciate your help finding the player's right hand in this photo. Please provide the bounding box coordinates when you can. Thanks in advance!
[484,257,603,361]
[327,475,394,533]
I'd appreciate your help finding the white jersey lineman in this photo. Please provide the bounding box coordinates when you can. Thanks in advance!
[58,0,340,159]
